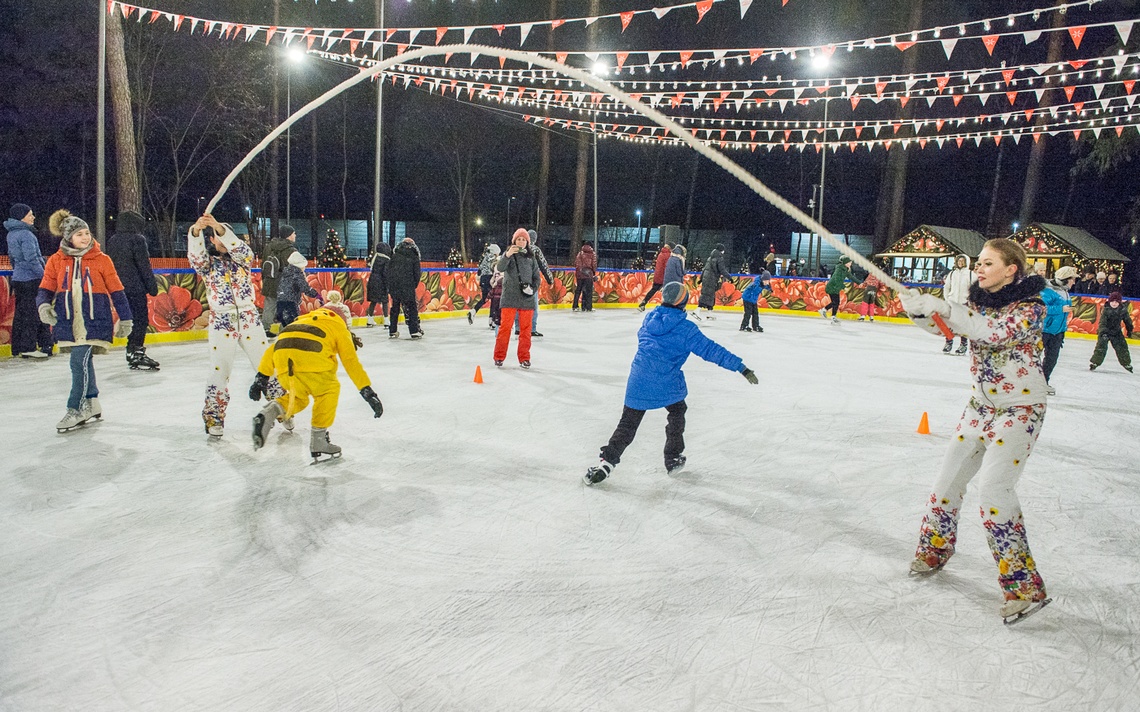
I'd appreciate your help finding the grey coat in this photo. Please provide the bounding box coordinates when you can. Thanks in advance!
[496,250,542,310]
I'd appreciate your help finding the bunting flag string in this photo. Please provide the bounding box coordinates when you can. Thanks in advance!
[108,0,1128,73]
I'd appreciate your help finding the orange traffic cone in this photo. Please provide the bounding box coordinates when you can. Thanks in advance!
[917,412,931,435]
[473,365,484,384]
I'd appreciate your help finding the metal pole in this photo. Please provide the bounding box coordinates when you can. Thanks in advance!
[372,0,385,249]
[286,68,291,224]
[817,97,829,272]
[592,128,598,251]
[96,0,107,243]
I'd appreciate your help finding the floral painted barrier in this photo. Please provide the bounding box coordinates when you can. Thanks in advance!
[1,269,1137,355]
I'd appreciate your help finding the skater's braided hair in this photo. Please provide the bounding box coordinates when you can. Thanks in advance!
[981,238,1028,280]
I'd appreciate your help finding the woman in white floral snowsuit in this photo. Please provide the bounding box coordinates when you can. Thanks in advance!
[899,238,1050,621]
[188,215,284,436]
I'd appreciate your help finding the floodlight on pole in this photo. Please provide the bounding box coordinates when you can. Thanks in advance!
[636,209,642,233]
[592,61,609,76]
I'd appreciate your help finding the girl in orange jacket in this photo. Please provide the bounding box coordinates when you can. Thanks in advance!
[37,210,133,431]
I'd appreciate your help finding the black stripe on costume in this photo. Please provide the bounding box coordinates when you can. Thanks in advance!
[280,323,327,339]
[275,338,324,353]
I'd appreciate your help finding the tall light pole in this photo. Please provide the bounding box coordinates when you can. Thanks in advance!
[506,195,516,230]
[636,208,642,237]
[286,47,305,224]
[373,0,385,249]
[96,0,107,243]
[592,61,607,253]
[811,52,833,275]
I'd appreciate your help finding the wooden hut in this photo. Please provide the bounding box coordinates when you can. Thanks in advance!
[878,226,987,284]
[1009,223,1130,278]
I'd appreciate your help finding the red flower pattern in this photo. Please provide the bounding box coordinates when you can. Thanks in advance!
[150,286,204,332]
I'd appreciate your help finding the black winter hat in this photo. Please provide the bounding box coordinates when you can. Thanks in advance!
[9,203,31,221]
[279,224,296,239]
[117,210,146,234]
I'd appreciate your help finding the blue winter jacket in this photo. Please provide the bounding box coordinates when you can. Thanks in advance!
[741,277,763,304]
[624,306,745,410]
[4,218,45,282]
[1040,282,1070,335]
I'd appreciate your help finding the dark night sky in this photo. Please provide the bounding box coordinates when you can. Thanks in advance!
[1,0,1137,260]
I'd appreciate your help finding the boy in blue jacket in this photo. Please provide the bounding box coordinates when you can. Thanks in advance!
[739,269,769,333]
[584,281,758,485]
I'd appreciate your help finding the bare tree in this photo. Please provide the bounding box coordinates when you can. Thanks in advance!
[1019,1,1068,224]
[570,0,601,260]
[535,0,557,239]
[106,9,140,214]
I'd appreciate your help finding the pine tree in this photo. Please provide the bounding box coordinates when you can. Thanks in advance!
[318,228,348,268]
[446,245,463,268]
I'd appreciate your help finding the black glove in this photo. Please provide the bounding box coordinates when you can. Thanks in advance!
[249,373,269,401]
[352,332,364,350]
[741,367,759,385]
[360,386,384,418]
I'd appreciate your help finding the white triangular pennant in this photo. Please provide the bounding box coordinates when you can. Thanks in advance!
[584,16,599,26]
[739,0,754,18]
[940,38,958,59]
[463,27,475,43]
[1034,88,1045,102]
[518,22,533,46]
[1111,54,1127,73]
[1099,97,1111,112]
[1093,83,1107,98]
[926,96,936,107]
[978,93,991,105]
[793,87,804,100]
[244,25,259,41]
[1022,29,1042,44]
[778,99,789,112]
[905,78,918,91]
[585,52,599,62]
[967,71,982,85]
[1115,21,1134,46]
[652,7,673,19]
[937,137,946,148]
[647,51,661,66]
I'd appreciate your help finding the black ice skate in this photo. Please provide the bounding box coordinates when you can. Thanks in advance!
[310,428,342,462]
[1001,598,1052,625]
[955,340,968,356]
[127,349,160,371]
[943,340,954,354]
[665,455,687,476]
[583,460,614,486]
[252,402,284,450]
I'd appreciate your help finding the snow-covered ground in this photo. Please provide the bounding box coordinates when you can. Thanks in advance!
[2,308,1138,711]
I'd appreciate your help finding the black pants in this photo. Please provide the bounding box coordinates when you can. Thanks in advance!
[11,279,52,355]
[600,400,687,466]
[827,293,840,317]
[1091,333,1132,369]
[390,294,421,334]
[276,300,300,327]
[125,291,151,353]
[471,274,493,312]
[1042,331,1064,382]
[573,279,594,311]
[641,282,663,307]
[741,302,759,330]
[366,298,388,317]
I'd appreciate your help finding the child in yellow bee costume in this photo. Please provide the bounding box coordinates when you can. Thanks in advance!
[250,292,383,460]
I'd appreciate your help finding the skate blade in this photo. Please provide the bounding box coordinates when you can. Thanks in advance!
[56,424,87,433]
[666,463,687,477]
[1003,598,1052,625]
[310,452,343,464]
[908,562,946,577]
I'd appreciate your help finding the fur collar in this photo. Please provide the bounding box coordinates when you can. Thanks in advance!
[968,274,1046,310]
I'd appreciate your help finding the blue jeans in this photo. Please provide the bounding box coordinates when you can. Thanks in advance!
[513,292,540,331]
[68,346,98,410]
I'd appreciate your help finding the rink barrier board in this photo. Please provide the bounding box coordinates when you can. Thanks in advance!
[2,268,1137,358]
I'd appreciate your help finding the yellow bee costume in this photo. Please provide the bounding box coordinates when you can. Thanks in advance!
[250,306,384,459]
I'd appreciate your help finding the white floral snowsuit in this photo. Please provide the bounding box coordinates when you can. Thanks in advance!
[910,284,1049,604]
[188,226,283,429]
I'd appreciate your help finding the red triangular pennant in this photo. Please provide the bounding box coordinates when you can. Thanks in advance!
[1073,101,1085,113]
[875,82,887,97]
[1124,80,1136,95]
[1073,129,1082,140]
[556,53,568,64]
[936,76,950,94]
[850,95,861,110]
[620,11,635,32]
[1002,69,1015,86]
[1116,126,1124,137]
[385,28,397,41]
[493,24,505,36]
[955,137,964,148]
[679,51,694,67]
[936,119,946,132]
[749,48,764,64]
[436,27,448,44]
[952,94,963,106]
[173,15,184,31]
[551,19,565,30]
[899,96,910,108]
[854,126,863,137]
[1024,108,1035,121]
[264,26,277,45]
[695,0,713,23]
[894,40,915,52]
[1068,26,1086,49]
[1006,91,1018,105]
[1033,133,1041,143]
[616,52,629,69]
[1063,85,1076,101]
[349,39,360,54]
[1068,60,1087,70]
[982,35,999,55]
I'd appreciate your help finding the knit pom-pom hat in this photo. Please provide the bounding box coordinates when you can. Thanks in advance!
[324,290,353,323]
[661,281,689,307]
[49,209,89,245]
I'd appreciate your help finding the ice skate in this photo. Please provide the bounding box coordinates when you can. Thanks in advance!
[310,428,342,462]
[665,455,687,476]
[389,332,399,339]
[21,350,48,360]
[56,408,87,433]
[858,315,866,322]
[252,401,284,450]
[410,330,424,339]
[908,558,946,576]
[1128,366,1134,373]
[1001,597,1051,625]
[583,460,614,486]
[868,316,875,322]
[531,330,543,338]
[830,316,839,324]
[127,349,160,371]
[1089,363,1097,371]
[955,340,968,356]
[740,326,752,332]
[756,326,764,333]
[205,421,224,438]
[819,308,828,319]
[494,360,504,367]
[943,341,954,354]
[520,361,531,370]
[1045,385,1056,396]
[467,309,475,324]
[365,316,375,328]
[701,309,716,321]
[81,397,102,422]
[637,304,646,312]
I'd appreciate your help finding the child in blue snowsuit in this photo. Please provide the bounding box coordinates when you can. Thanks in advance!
[740,270,769,332]
[584,281,758,485]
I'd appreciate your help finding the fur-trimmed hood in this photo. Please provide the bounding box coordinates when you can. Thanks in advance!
[969,274,1046,310]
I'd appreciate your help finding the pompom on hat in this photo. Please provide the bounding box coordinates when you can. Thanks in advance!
[324,290,353,323]
[661,281,689,307]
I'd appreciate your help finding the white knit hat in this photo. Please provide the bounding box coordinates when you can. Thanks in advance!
[324,290,352,323]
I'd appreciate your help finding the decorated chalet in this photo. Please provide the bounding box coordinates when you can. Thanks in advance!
[1009,223,1130,279]
[878,225,987,284]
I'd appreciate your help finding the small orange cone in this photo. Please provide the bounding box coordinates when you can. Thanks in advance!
[917,412,931,435]
[473,365,484,384]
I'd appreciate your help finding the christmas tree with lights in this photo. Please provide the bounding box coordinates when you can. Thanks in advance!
[631,254,647,270]
[318,228,348,268]
[446,245,463,268]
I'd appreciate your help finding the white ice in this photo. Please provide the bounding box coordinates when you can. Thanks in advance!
[2,309,1138,711]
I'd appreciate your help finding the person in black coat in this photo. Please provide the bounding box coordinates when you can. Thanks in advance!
[696,244,732,319]
[387,237,423,338]
[106,210,159,368]
[365,242,392,327]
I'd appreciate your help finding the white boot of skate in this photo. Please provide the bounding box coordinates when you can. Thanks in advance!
[252,401,284,450]
[56,408,86,433]
[310,428,342,462]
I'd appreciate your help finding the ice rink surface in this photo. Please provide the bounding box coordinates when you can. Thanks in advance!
[2,308,1138,711]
